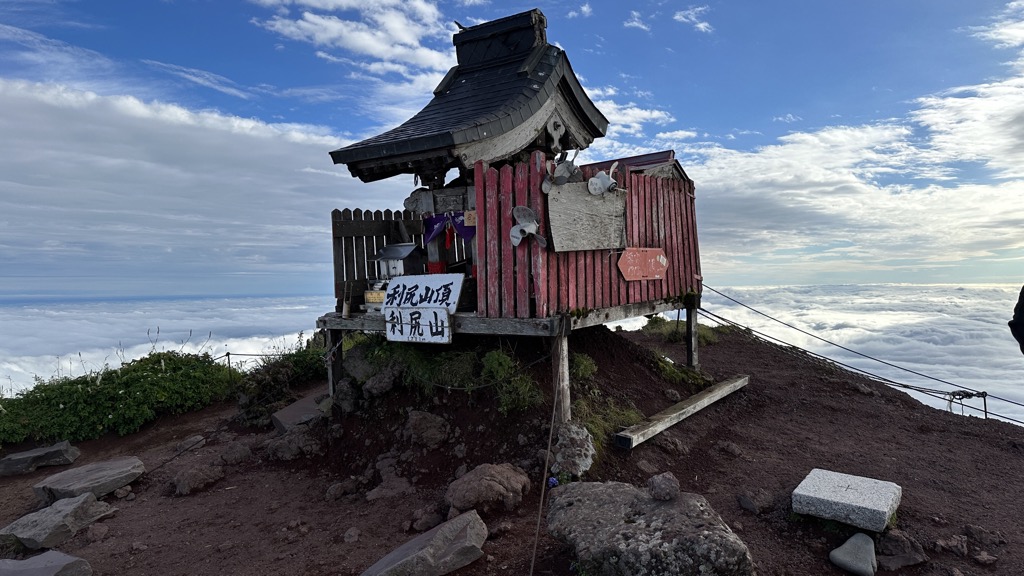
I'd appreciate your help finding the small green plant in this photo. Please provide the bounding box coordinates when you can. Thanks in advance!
[483,349,542,415]
[572,393,643,462]
[569,352,598,381]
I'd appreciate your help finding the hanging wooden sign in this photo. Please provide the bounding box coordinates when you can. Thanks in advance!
[618,247,669,281]
[546,182,626,252]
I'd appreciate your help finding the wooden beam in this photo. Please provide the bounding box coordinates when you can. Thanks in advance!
[614,374,749,450]
[552,333,571,424]
[317,312,561,337]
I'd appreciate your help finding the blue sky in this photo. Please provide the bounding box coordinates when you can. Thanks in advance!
[2,0,1023,300]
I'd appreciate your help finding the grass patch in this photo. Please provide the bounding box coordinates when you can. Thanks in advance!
[641,315,723,346]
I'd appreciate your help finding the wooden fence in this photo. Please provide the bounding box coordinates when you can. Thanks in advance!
[331,208,469,310]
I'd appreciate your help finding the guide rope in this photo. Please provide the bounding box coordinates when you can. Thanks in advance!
[697,306,1024,427]
[701,283,1024,412]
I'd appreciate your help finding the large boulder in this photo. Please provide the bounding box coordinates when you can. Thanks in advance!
[0,493,115,550]
[0,550,93,575]
[360,510,487,576]
[33,457,145,506]
[547,481,754,576]
[445,463,530,515]
[0,441,81,477]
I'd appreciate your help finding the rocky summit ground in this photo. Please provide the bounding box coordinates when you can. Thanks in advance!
[2,324,1024,575]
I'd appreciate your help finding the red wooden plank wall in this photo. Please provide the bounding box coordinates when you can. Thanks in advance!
[474,152,701,319]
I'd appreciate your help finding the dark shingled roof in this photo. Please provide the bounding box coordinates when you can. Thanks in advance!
[330,9,608,183]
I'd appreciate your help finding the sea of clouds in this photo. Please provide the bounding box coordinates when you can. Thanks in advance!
[2,285,1022,425]
[697,284,1024,424]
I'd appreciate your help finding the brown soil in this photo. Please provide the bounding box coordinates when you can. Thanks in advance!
[3,325,1023,575]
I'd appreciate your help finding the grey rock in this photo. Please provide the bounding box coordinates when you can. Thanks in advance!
[112,486,131,499]
[174,435,206,453]
[646,472,680,501]
[965,524,1007,547]
[547,481,754,576]
[0,441,81,477]
[412,506,443,532]
[363,362,402,398]
[550,421,594,477]
[737,488,774,515]
[0,550,93,575]
[973,550,998,565]
[333,377,358,413]
[366,476,414,502]
[271,394,322,435]
[664,388,682,402]
[173,465,225,496]
[829,533,877,576]
[877,528,928,571]
[345,527,361,543]
[635,459,658,476]
[344,343,377,382]
[33,457,145,506]
[0,493,116,550]
[326,478,361,500]
[405,411,449,449]
[265,426,322,461]
[360,510,487,576]
[219,442,253,466]
[453,464,467,479]
[934,535,969,557]
[445,463,530,515]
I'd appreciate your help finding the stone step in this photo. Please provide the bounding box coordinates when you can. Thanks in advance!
[791,468,901,532]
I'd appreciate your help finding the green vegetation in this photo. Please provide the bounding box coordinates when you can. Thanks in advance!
[367,340,543,415]
[568,352,642,461]
[1,331,330,448]
[482,349,543,415]
[641,314,724,346]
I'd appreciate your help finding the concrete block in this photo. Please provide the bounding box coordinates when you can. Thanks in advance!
[792,468,901,532]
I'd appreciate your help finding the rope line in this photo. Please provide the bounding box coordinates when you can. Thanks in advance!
[697,308,1024,427]
[701,284,1024,411]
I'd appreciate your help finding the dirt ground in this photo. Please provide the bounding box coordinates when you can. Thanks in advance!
[2,325,1024,575]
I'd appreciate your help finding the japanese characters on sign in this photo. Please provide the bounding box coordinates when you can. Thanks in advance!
[383,307,452,344]
[382,273,464,344]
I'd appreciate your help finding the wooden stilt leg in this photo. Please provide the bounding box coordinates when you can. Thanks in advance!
[552,332,571,423]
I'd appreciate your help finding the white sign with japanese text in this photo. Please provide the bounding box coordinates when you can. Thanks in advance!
[381,273,464,344]
[382,306,452,344]
[382,273,464,313]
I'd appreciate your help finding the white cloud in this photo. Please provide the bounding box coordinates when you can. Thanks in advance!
[674,5,713,33]
[911,73,1024,179]
[594,99,674,137]
[568,3,593,18]
[971,1,1024,49]
[654,129,698,141]
[623,11,650,32]
[773,113,802,123]
[0,79,411,299]
[143,60,252,99]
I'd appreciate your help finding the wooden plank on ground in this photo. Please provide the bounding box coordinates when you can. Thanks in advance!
[614,375,749,450]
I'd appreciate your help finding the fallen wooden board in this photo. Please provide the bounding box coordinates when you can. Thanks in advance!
[615,374,749,450]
